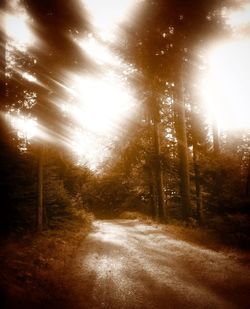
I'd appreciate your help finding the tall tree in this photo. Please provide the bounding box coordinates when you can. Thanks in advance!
[173,68,191,219]
[124,0,231,220]
[0,0,6,110]
[20,0,91,230]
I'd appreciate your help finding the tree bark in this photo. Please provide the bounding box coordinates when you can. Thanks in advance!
[189,101,202,223]
[174,73,191,220]
[192,142,202,223]
[213,120,220,155]
[153,121,165,219]
[246,156,250,198]
[148,168,157,217]
[0,0,6,110]
[37,145,44,232]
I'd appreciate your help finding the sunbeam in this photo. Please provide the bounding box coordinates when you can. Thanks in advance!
[202,39,250,131]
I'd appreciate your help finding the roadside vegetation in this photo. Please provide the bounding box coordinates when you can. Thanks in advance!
[0,202,93,308]
[1,0,250,307]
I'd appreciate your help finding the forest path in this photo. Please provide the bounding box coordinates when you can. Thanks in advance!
[65,220,250,309]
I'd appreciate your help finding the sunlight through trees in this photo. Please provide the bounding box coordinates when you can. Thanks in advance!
[0,0,249,234]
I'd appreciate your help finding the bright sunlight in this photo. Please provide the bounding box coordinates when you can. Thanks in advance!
[3,0,39,149]
[82,0,136,41]
[7,113,38,141]
[61,0,140,168]
[201,3,250,132]
[202,39,250,130]
[3,0,138,167]
[226,3,250,29]
[66,74,135,135]
[4,13,34,49]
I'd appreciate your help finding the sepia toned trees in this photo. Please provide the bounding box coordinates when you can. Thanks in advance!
[0,0,249,238]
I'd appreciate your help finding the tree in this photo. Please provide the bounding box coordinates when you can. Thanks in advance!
[19,0,91,230]
[0,0,6,110]
[123,0,231,221]
[173,68,191,219]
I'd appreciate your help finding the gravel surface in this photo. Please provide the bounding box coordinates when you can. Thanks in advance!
[63,220,250,309]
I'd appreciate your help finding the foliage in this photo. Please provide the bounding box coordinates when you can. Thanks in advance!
[1,0,249,251]
[0,120,37,234]
[0,131,94,235]
[81,174,132,217]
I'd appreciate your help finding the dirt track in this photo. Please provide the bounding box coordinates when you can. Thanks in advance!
[64,220,250,309]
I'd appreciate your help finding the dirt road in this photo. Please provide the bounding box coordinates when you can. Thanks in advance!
[65,220,250,309]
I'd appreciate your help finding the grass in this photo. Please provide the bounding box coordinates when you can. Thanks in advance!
[119,211,250,256]
[0,213,93,308]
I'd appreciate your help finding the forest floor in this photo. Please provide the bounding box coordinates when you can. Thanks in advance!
[0,218,91,308]
[1,219,250,308]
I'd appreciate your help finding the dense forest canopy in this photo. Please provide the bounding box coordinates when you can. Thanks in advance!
[0,0,249,242]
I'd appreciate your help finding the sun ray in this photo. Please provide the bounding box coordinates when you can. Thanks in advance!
[201,39,250,131]
[82,0,137,41]
[226,3,250,29]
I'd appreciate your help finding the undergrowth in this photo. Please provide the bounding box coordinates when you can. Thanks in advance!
[0,211,93,308]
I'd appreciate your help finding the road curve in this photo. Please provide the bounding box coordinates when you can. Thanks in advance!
[66,220,250,309]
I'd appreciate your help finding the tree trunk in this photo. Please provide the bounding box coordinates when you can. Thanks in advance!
[246,156,250,198]
[153,121,165,219]
[37,145,44,232]
[189,101,202,224]
[0,0,6,110]
[174,74,191,220]
[192,142,202,223]
[213,120,220,155]
[148,168,157,217]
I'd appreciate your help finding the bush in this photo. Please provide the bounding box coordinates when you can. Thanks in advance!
[208,214,250,249]
[119,211,152,223]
